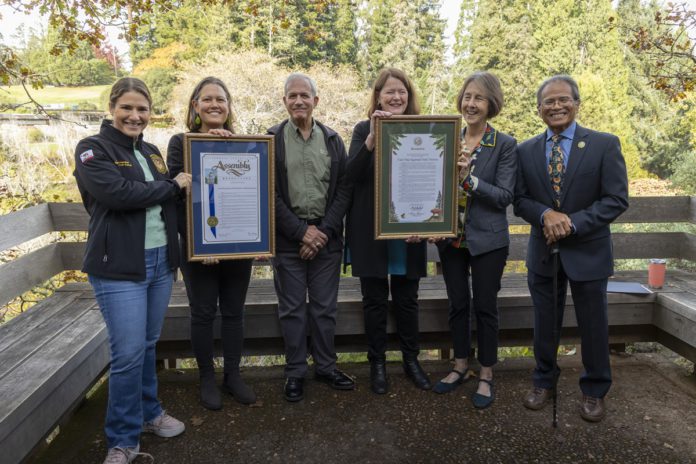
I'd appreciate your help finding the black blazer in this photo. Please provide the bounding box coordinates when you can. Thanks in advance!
[345,119,426,279]
[436,124,517,256]
[514,124,629,281]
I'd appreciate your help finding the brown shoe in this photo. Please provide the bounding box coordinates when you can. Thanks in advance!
[523,386,552,410]
[580,395,606,422]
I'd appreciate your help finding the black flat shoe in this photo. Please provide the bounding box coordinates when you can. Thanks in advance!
[370,361,388,395]
[284,377,304,402]
[432,369,473,394]
[315,369,355,390]
[472,378,495,409]
[403,359,432,390]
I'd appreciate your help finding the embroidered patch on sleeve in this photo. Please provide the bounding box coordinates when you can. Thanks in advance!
[80,149,95,163]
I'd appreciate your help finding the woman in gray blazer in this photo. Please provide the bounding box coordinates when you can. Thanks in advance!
[431,72,517,409]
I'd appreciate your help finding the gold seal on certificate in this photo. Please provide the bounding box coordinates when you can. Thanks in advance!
[184,133,275,261]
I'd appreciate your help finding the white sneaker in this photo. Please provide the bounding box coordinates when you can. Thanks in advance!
[103,445,152,463]
[142,411,185,438]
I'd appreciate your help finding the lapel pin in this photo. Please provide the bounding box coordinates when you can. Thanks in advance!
[578,141,586,148]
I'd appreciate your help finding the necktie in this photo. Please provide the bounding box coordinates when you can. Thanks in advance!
[548,134,565,208]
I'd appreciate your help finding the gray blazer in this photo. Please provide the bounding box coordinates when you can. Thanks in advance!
[437,124,517,256]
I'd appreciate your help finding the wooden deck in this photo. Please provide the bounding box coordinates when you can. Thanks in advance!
[1,197,696,463]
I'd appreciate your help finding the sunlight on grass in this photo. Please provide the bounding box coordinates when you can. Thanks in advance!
[2,85,109,108]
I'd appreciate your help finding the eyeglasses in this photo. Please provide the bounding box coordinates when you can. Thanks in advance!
[540,96,576,108]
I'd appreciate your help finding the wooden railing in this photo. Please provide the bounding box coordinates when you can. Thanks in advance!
[3,197,695,310]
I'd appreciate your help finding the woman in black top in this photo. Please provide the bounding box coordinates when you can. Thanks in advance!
[345,68,431,394]
[167,77,255,410]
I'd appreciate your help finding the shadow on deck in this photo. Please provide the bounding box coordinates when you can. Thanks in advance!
[34,354,696,463]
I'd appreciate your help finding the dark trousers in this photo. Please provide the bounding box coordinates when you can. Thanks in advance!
[272,248,342,378]
[360,276,420,361]
[528,263,612,398]
[180,241,252,377]
[438,245,508,367]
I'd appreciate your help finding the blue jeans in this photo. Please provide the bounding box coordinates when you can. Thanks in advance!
[89,246,174,449]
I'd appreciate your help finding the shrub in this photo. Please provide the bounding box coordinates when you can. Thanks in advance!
[670,151,696,194]
[27,127,46,143]
[139,67,178,115]
[75,101,97,111]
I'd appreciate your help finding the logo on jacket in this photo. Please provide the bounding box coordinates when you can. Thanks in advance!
[80,149,95,163]
[150,154,168,174]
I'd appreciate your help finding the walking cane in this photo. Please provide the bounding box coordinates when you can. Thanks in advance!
[550,241,560,428]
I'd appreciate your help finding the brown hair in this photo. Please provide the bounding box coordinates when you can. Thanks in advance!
[456,72,504,119]
[185,77,234,132]
[109,77,152,111]
[367,68,420,117]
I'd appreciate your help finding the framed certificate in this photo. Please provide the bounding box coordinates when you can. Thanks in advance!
[375,115,460,239]
[184,133,275,260]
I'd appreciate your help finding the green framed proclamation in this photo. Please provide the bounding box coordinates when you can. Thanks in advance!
[375,115,460,239]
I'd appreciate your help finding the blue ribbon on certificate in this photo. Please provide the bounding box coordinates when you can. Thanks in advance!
[208,183,217,237]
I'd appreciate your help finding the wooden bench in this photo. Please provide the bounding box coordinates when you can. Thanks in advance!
[1,197,696,463]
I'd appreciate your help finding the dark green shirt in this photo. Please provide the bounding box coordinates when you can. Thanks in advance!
[283,119,331,220]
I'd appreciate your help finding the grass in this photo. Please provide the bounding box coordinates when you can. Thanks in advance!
[0,85,109,109]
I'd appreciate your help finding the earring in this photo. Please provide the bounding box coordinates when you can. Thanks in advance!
[194,114,201,126]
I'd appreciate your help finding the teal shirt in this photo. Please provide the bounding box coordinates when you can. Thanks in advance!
[133,148,167,249]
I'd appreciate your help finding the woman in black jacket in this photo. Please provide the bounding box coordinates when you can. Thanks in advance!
[345,68,431,394]
[167,77,255,410]
[74,77,191,464]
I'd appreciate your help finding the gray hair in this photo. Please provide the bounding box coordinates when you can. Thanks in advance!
[536,75,580,106]
[284,72,318,97]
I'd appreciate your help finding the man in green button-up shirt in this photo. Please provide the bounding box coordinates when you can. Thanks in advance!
[268,73,354,402]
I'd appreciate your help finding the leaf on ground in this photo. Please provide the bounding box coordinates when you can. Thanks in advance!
[664,442,674,450]
[190,416,204,427]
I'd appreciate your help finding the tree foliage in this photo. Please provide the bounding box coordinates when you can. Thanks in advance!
[170,49,365,139]
[22,27,118,87]
[615,1,696,101]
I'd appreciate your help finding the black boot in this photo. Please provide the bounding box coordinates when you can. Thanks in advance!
[200,374,222,410]
[403,358,432,390]
[370,360,388,395]
[223,371,256,404]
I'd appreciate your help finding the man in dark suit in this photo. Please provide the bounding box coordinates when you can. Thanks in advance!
[514,75,628,422]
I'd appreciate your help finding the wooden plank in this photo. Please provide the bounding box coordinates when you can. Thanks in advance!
[46,196,696,235]
[0,301,109,464]
[48,202,88,231]
[0,244,64,308]
[653,292,696,350]
[0,204,53,253]
[58,241,86,270]
[0,294,93,377]
[430,232,688,263]
[681,233,696,262]
[0,291,79,354]
[506,196,694,226]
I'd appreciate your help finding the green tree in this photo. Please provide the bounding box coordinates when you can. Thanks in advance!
[23,27,116,86]
[454,0,540,139]
[359,0,445,111]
